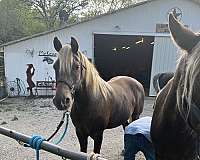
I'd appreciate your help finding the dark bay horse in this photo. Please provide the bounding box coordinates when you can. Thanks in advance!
[153,72,174,94]
[151,13,200,160]
[52,37,145,153]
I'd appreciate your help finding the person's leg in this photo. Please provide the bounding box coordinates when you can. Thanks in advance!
[124,134,139,160]
[139,135,155,160]
[30,88,34,96]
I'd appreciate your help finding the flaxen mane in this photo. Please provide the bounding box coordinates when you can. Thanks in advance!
[58,45,112,100]
[183,42,200,106]
[175,42,200,121]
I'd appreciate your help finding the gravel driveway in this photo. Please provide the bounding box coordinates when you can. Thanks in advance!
[0,97,155,160]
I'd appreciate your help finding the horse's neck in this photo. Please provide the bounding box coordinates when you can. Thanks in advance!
[75,79,108,103]
[158,73,196,137]
[74,85,89,106]
[85,71,110,99]
[163,71,183,110]
[157,79,177,111]
[153,72,198,159]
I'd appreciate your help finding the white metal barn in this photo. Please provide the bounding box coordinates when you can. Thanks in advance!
[1,0,200,96]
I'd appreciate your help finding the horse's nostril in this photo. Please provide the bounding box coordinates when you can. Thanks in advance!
[65,97,70,104]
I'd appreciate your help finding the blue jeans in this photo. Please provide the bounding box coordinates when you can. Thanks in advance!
[124,133,155,160]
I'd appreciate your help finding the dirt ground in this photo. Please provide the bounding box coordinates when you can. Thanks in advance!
[0,96,155,160]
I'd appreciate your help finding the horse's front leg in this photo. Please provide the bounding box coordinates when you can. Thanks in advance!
[76,129,88,153]
[93,132,103,154]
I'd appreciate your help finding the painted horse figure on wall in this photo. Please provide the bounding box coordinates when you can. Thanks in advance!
[151,13,200,160]
[153,72,174,94]
[52,37,145,153]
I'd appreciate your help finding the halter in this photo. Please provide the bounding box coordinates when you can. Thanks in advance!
[56,80,75,97]
[56,53,86,97]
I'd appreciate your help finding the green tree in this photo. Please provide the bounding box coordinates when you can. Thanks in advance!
[21,0,89,30]
[0,0,45,45]
[78,0,138,21]
[0,0,25,44]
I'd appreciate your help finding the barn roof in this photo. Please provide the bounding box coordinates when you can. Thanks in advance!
[1,0,200,48]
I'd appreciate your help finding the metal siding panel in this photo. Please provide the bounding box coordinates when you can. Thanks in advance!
[149,37,178,96]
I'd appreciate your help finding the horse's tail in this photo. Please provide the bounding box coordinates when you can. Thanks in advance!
[153,73,162,94]
[153,72,174,94]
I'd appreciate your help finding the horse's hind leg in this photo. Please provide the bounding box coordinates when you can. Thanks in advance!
[93,132,103,154]
[76,129,88,153]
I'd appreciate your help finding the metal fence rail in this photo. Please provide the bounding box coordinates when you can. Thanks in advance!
[0,126,108,160]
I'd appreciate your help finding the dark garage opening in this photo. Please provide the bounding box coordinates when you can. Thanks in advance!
[94,34,155,95]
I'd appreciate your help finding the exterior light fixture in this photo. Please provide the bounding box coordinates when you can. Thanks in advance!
[150,41,154,45]
[135,37,144,44]
[112,48,117,51]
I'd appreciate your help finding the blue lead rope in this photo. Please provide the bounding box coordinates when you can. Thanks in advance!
[53,112,69,145]
[25,112,69,160]
[28,135,46,160]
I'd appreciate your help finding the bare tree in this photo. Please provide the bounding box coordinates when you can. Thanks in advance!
[21,0,88,30]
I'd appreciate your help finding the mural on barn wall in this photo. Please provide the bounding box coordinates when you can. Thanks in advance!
[24,48,57,81]
[25,48,35,57]
[23,47,89,96]
[6,46,89,97]
[25,48,88,64]
[38,50,57,65]
[24,48,89,77]
[26,48,57,64]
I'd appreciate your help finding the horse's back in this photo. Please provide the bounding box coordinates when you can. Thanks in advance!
[108,76,144,102]
[108,76,144,91]
[107,76,145,125]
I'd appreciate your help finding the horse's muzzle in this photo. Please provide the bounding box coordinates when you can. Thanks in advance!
[53,96,72,111]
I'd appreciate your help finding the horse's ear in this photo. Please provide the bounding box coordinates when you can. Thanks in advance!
[53,37,62,52]
[71,37,79,54]
[169,13,200,52]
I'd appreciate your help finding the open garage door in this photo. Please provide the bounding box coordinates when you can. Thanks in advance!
[94,34,155,95]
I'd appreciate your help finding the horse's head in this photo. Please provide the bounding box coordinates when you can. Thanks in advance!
[169,13,200,134]
[52,37,83,111]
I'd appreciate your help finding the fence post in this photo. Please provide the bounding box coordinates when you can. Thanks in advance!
[0,126,107,160]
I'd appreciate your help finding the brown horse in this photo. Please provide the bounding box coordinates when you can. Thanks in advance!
[151,13,200,160]
[52,37,145,153]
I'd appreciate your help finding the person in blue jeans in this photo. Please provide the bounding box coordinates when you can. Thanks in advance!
[124,116,155,160]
